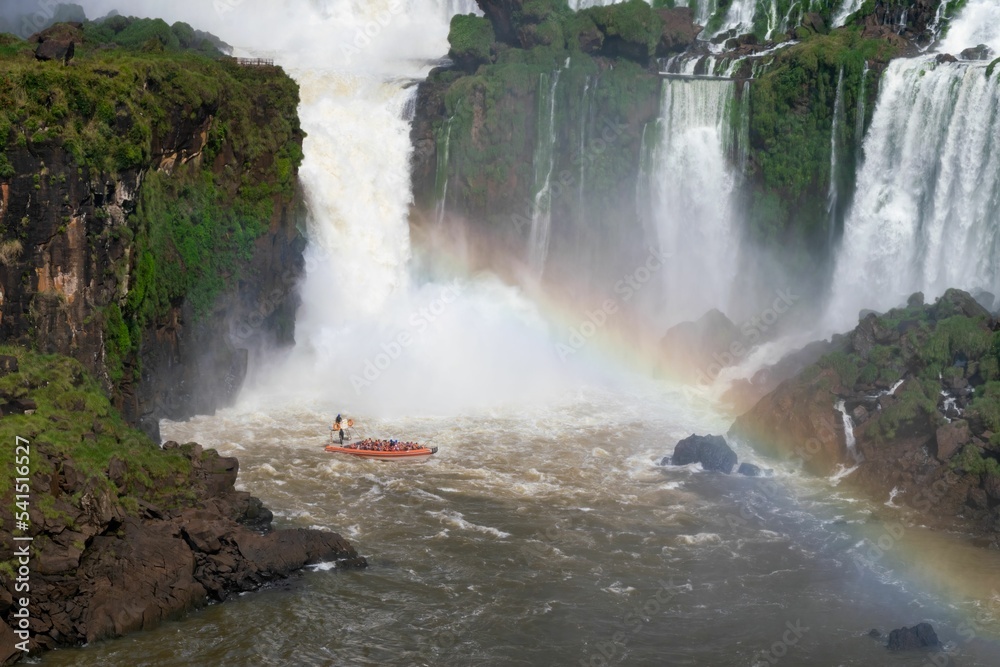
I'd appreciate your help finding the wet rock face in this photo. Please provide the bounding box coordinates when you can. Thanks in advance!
[0,443,365,659]
[670,434,738,474]
[0,85,304,442]
[730,289,1000,537]
[886,622,940,651]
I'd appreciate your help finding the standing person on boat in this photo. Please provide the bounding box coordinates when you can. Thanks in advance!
[333,414,345,445]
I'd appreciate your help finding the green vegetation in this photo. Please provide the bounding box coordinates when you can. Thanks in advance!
[969,383,1000,435]
[747,28,895,264]
[868,378,941,443]
[0,346,192,503]
[448,14,495,66]
[954,443,1000,476]
[580,0,663,60]
[919,316,994,376]
[0,22,302,387]
[818,350,860,388]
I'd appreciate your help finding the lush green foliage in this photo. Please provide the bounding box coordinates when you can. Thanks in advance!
[580,0,663,59]
[819,350,860,388]
[868,378,941,443]
[969,383,1000,434]
[746,28,895,264]
[448,14,495,65]
[0,346,191,501]
[954,443,1000,476]
[0,30,302,387]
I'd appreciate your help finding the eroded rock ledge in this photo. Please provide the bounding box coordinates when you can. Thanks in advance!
[729,289,1000,539]
[0,441,364,665]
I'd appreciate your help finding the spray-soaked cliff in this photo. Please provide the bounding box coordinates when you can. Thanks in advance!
[410,0,974,328]
[0,19,305,438]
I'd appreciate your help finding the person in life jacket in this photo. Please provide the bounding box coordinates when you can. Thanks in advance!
[334,414,345,444]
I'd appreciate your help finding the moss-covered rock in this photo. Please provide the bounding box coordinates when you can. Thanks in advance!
[449,14,496,71]
[0,23,304,437]
[0,347,364,660]
[731,289,1000,538]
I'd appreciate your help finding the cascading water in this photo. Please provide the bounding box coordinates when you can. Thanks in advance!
[939,0,1000,54]
[710,0,758,40]
[835,399,860,462]
[577,76,592,232]
[34,2,1000,666]
[826,66,845,246]
[832,0,864,29]
[649,78,746,326]
[527,68,562,277]
[826,58,1000,328]
[853,61,868,150]
[433,116,453,226]
[826,0,1000,330]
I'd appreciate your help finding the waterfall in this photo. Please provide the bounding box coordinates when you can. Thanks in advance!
[832,0,864,28]
[434,116,454,226]
[442,0,481,16]
[835,400,861,462]
[826,58,1000,329]
[939,0,1000,55]
[709,0,758,39]
[853,61,868,150]
[528,69,562,276]
[649,78,746,326]
[577,77,592,233]
[826,66,844,247]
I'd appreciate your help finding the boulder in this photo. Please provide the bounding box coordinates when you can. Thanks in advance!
[972,289,996,313]
[983,474,1000,503]
[907,292,924,308]
[935,53,957,64]
[886,622,940,651]
[729,367,845,476]
[934,288,992,320]
[35,39,75,64]
[960,44,994,61]
[737,462,764,477]
[0,355,17,376]
[661,309,741,384]
[655,8,701,56]
[801,12,826,35]
[935,420,969,462]
[670,434,737,474]
[475,0,524,46]
[0,621,18,665]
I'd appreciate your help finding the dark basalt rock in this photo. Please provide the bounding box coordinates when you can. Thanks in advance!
[960,44,994,61]
[671,434,737,474]
[887,622,939,651]
[35,39,74,64]
[738,462,764,477]
[0,443,364,659]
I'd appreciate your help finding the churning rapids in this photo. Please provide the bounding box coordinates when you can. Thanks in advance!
[40,0,1000,664]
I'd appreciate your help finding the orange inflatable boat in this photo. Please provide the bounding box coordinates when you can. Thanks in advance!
[325,440,438,459]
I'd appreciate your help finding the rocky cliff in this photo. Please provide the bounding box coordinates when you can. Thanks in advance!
[410,0,966,310]
[0,348,364,664]
[730,289,1000,539]
[0,20,305,440]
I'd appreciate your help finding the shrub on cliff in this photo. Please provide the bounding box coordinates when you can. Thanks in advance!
[449,14,496,70]
[580,0,663,62]
[0,346,191,502]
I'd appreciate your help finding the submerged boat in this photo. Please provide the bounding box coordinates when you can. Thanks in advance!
[325,441,438,459]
